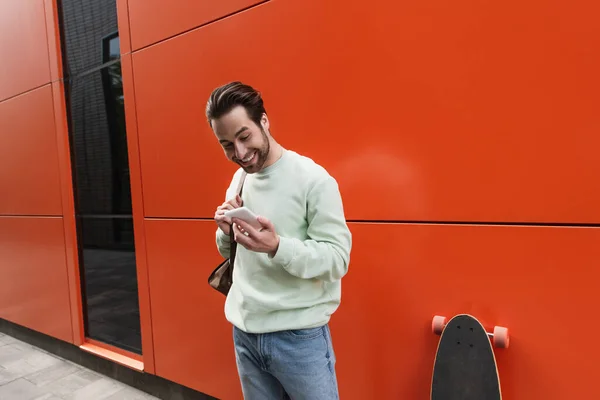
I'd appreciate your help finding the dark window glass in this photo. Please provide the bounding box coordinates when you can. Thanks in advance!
[103,33,120,63]
[58,0,142,355]
[60,0,119,75]
[66,63,141,354]
[68,63,131,216]
[78,216,141,354]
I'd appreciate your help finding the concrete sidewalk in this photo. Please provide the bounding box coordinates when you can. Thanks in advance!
[0,332,159,400]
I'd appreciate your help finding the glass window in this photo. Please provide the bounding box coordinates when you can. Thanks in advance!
[60,0,119,75]
[78,216,141,354]
[103,33,120,63]
[68,62,131,216]
[67,63,141,355]
[59,0,142,355]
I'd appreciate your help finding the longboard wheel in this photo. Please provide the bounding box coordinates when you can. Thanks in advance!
[492,326,509,348]
[432,315,447,335]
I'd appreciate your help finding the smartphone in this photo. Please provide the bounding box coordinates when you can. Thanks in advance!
[224,207,262,229]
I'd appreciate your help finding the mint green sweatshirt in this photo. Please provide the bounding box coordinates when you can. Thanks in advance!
[215,149,352,333]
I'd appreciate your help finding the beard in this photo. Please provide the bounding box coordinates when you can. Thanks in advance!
[238,129,270,173]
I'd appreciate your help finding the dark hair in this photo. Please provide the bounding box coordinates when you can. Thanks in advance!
[205,81,267,128]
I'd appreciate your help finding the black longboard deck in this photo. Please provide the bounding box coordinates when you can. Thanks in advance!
[431,314,501,400]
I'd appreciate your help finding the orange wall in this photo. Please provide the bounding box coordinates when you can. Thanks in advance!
[0,1,51,101]
[122,0,600,399]
[127,0,264,50]
[0,86,62,216]
[0,217,72,342]
[144,219,241,399]
[130,0,600,223]
[0,0,75,343]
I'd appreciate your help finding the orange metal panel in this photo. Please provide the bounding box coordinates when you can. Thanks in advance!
[143,218,600,399]
[0,0,51,100]
[43,0,62,82]
[144,219,241,399]
[0,85,63,216]
[127,0,265,50]
[330,222,600,399]
[50,80,84,345]
[81,340,144,371]
[116,0,132,54]
[0,216,73,343]
[121,54,156,373]
[84,338,143,363]
[132,0,600,223]
[43,0,82,344]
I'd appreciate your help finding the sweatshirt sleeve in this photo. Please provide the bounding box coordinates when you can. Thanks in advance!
[270,174,352,282]
[215,169,243,258]
[216,227,231,259]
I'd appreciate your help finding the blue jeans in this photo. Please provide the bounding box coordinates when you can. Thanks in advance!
[233,324,339,400]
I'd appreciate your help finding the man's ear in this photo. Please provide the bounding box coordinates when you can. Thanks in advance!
[261,113,270,131]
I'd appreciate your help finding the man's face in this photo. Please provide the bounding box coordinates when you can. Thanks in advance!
[211,105,271,174]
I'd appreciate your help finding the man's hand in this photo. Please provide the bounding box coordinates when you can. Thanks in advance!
[214,195,243,235]
[232,216,280,257]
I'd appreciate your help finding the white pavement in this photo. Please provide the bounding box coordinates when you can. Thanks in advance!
[0,332,159,400]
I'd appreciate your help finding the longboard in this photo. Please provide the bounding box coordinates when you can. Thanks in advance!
[430,314,509,400]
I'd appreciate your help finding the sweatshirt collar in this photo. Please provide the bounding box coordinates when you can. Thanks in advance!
[255,148,288,177]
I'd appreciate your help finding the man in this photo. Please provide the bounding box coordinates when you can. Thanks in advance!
[206,81,352,400]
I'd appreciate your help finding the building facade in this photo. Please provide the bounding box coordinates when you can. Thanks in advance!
[1,0,599,399]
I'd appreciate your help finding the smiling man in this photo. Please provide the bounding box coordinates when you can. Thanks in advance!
[206,81,352,399]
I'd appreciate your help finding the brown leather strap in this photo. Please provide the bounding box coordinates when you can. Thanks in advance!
[229,171,247,268]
